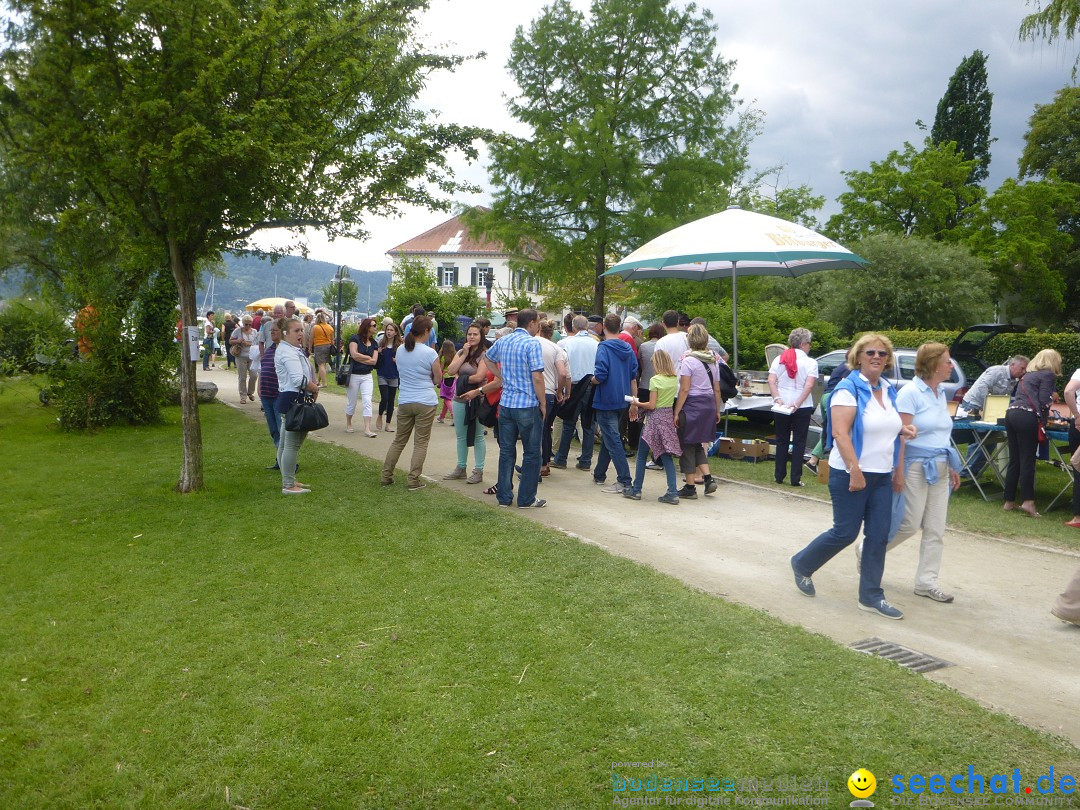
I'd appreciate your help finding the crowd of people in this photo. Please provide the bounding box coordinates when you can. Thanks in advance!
[198,300,1080,628]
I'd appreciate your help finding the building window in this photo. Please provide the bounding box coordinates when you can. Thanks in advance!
[513,270,539,293]
[470,264,491,288]
[440,266,459,287]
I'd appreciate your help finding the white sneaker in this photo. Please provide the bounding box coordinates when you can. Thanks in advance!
[914,587,954,603]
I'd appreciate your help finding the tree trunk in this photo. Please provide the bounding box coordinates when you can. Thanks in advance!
[592,247,606,315]
[169,238,205,493]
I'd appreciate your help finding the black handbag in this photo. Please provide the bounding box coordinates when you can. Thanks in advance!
[335,362,351,386]
[285,393,329,432]
[475,396,498,428]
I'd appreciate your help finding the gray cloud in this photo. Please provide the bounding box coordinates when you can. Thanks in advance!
[254,0,1076,271]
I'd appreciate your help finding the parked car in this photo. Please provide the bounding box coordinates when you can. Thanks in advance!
[812,347,969,402]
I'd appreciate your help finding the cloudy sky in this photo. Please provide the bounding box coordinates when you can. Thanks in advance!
[252,0,1077,272]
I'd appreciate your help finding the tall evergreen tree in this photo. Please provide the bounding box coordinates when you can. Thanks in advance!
[930,50,994,185]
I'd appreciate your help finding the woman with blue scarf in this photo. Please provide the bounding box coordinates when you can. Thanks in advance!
[882,342,962,604]
[790,334,917,620]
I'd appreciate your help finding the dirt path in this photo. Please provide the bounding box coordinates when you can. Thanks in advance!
[203,369,1080,747]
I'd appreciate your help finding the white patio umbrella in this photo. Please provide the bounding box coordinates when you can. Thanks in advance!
[604,206,868,369]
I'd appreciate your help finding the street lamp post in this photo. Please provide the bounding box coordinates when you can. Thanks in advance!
[333,266,350,369]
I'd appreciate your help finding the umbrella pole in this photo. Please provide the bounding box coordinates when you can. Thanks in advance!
[731,265,738,372]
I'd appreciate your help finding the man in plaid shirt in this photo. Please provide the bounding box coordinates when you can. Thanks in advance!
[484,309,547,508]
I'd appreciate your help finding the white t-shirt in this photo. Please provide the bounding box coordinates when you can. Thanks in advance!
[768,349,819,409]
[536,336,568,396]
[655,332,689,368]
[828,377,902,473]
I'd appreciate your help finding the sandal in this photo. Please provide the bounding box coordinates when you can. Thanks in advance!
[345,427,355,434]
[1064,520,1080,529]
[483,484,498,495]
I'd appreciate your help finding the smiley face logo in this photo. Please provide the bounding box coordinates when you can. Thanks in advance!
[848,768,876,798]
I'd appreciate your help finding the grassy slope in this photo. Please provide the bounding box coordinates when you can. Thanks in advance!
[1,381,1077,808]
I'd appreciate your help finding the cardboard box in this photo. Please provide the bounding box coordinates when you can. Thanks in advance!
[714,437,739,458]
[714,437,769,462]
[740,439,770,459]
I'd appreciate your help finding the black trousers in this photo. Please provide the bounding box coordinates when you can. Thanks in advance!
[378,383,398,423]
[1004,408,1040,503]
[774,407,813,484]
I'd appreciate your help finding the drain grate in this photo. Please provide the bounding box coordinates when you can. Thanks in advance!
[849,637,954,673]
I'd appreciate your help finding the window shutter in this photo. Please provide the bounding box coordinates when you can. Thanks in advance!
[470,267,478,287]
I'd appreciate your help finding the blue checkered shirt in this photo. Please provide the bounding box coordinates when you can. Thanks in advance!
[485,328,543,409]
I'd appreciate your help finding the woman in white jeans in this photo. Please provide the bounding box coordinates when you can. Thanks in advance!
[886,342,962,603]
[345,317,379,437]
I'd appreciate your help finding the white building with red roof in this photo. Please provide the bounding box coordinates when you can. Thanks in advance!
[386,208,541,306]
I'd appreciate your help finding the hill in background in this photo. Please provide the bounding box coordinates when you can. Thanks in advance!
[199,253,391,314]
[1,253,392,315]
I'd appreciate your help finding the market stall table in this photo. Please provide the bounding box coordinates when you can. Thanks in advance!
[951,419,1073,510]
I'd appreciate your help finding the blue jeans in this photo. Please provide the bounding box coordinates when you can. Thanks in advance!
[631,440,678,496]
[791,468,892,605]
[261,395,280,448]
[592,408,631,487]
[497,406,542,506]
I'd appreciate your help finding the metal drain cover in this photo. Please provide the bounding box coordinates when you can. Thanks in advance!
[849,637,954,673]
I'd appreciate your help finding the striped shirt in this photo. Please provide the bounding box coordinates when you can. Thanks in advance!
[259,342,279,398]
[485,327,543,409]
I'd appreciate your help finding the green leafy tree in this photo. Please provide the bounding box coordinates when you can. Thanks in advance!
[966,177,1079,325]
[826,140,983,244]
[319,279,359,313]
[819,234,995,335]
[930,50,994,185]
[470,0,752,314]
[1014,86,1080,324]
[0,0,485,491]
[382,258,443,324]
[1020,0,1080,76]
[381,258,481,342]
[1020,86,1080,184]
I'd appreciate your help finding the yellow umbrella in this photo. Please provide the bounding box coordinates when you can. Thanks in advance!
[245,297,313,315]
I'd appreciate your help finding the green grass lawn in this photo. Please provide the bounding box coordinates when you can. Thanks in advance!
[2,379,1079,808]
[713,416,1080,553]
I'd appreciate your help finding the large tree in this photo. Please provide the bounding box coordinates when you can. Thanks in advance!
[0,0,485,491]
[1020,86,1080,184]
[825,140,982,244]
[1014,86,1080,323]
[471,0,752,314]
[930,50,994,185]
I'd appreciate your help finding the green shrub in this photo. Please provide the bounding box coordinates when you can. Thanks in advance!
[48,349,175,430]
[0,298,73,375]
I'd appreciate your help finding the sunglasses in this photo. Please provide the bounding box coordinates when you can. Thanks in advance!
[863,349,888,358]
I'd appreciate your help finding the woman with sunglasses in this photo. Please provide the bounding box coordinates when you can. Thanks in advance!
[790,333,916,620]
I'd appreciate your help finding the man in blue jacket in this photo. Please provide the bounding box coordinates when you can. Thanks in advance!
[592,313,639,493]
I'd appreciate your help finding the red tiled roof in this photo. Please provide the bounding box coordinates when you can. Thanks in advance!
[387,208,509,256]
